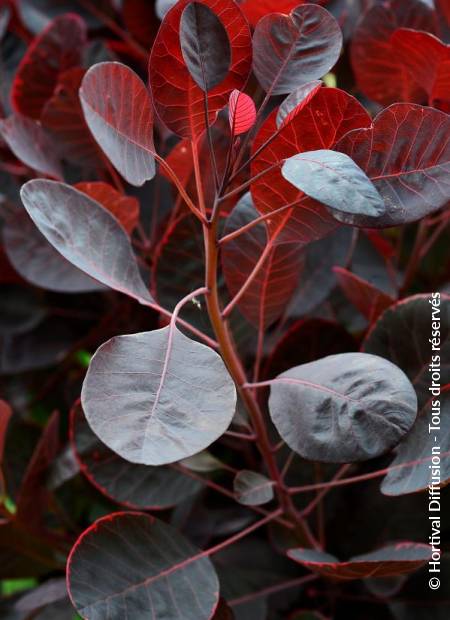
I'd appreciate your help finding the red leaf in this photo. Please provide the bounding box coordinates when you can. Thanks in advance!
[149,0,252,138]
[391,29,450,111]
[122,0,159,48]
[75,182,140,235]
[351,0,436,106]
[11,14,87,119]
[228,90,256,135]
[222,194,303,328]
[80,62,156,187]
[240,0,328,28]
[0,400,12,465]
[336,104,450,226]
[250,87,371,244]
[334,267,394,323]
[288,543,432,580]
[41,68,102,167]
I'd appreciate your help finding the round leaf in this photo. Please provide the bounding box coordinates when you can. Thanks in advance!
[268,352,418,463]
[81,326,237,465]
[233,470,274,506]
[252,4,342,95]
[67,512,220,620]
[71,402,202,510]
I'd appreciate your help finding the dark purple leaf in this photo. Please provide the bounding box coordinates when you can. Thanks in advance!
[20,180,153,304]
[3,208,104,293]
[287,543,432,580]
[381,388,450,496]
[276,80,322,128]
[79,62,156,186]
[252,4,342,95]
[81,325,236,465]
[14,578,67,612]
[363,294,450,407]
[0,284,46,335]
[268,352,418,463]
[67,512,220,620]
[336,104,450,227]
[233,470,274,506]
[282,149,385,218]
[0,115,62,178]
[180,2,231,92]
[71,401,202,509]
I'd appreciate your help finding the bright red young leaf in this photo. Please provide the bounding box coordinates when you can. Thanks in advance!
[149,0,252,138]
[0,115,62,179]
[287,543,432,580]
[240,0,328,28]
[390,29,450,111]
[334,266,394,323]
[351,0,436,105]
[75,182,140,235]
[222,193,304,328]
[41,68,102,167]
[250,87,371,244]
[228,90,256,135]
[79,62,156,186]
[252,4,342,95]
[336,104,450,226]
[11,14,87,119]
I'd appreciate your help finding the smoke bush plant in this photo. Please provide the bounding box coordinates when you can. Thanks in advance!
[0,0,450,618]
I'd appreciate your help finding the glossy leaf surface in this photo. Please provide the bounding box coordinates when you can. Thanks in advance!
[268,352,418,463]
[80,62,156,186]
[67,512,220,620]
[252,5,342,95]
[20,180,153,304]
[82,326,236,465]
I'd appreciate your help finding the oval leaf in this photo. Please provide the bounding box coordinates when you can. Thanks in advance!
[12,13,87,119]
[71,401,201,510]
[3,208,104,293]
[252,4,342,95]
[222,193,303,328]
[381,389,450,496]
[282,150,385,219]
[0,115,62,179]
[336,105,450,227]
[80,62,156,186]
[180,2,231,92]
[363,294,450,407]
[149,0,252,138]
[233,470,274,506]
[67,512,220,620]
[20,180,153,304]
[287,543,432,580]
[250,87,371,244]
[81,326,236,465]
[268,352,418,463]
[228,90,256,135]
